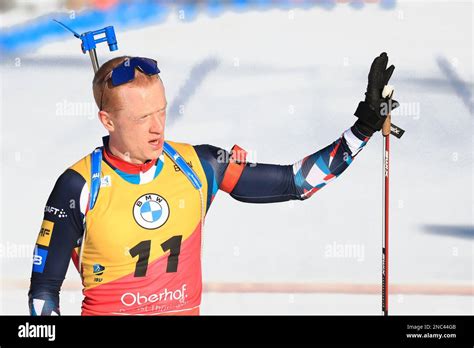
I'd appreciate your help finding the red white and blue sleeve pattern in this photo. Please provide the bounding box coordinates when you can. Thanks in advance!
[194,125,370,205]
[293,125,369,199]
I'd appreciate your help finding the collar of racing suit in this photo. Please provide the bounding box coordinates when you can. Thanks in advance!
[102,136,158,174]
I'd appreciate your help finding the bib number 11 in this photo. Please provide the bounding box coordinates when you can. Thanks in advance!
[129,235,182,277]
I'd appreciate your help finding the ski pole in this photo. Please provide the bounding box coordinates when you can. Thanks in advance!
[382,109,391,316]
[380,84,406,316]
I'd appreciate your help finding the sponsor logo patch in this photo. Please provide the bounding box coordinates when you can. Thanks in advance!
[93,263,106,282]
[133,193,170,230]
[32,246,48,273]
[100,175,112,187]
[44,205,67,218]
[37,220,54,247]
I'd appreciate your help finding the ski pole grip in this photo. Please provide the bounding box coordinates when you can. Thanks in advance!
[382,114,391,136]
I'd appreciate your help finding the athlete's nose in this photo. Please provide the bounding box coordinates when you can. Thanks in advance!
[150,112,165,134]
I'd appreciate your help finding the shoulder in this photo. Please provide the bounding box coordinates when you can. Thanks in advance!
[51,168,87,204]
[165,141,230,176]
[192,144,230,180]
[165,140,228,162]
[55,168,86,188]
[192,144,228,162]
[47,155,92,217]
[166,140,226,157]
[68,152,94,183]
[52,151,92,190]
[50,153,91,202]
[164,140,195,156]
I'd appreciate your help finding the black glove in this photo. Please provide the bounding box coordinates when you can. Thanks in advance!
[354,52,399,137]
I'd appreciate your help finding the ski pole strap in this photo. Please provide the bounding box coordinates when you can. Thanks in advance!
[220,144,247,193]
[163,142,202,190]
[89,148,103,211]
[390,123,405,138]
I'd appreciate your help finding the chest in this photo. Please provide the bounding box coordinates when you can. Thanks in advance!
[84,158,203,259]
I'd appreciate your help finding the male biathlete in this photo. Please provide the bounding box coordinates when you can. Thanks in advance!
[29,53,397,315]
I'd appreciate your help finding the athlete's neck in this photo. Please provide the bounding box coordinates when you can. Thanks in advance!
[107,141,146,165]
[102,136,159,174]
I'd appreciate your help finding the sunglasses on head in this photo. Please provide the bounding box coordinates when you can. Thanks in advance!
[99,57,161,110]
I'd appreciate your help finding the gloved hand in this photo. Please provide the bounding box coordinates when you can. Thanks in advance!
[354,52,399,137]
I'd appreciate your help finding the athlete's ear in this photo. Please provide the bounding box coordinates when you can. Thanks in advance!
[98,110,115,132]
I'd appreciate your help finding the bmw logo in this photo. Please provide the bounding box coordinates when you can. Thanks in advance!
[133,193,170,230]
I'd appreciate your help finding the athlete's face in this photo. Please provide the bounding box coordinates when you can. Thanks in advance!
[100,77,167,163]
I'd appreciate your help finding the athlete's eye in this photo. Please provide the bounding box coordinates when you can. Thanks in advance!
[137,114,150,122]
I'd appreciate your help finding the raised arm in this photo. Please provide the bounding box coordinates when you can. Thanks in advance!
[194,124,369,206]
[194,52,398,207]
